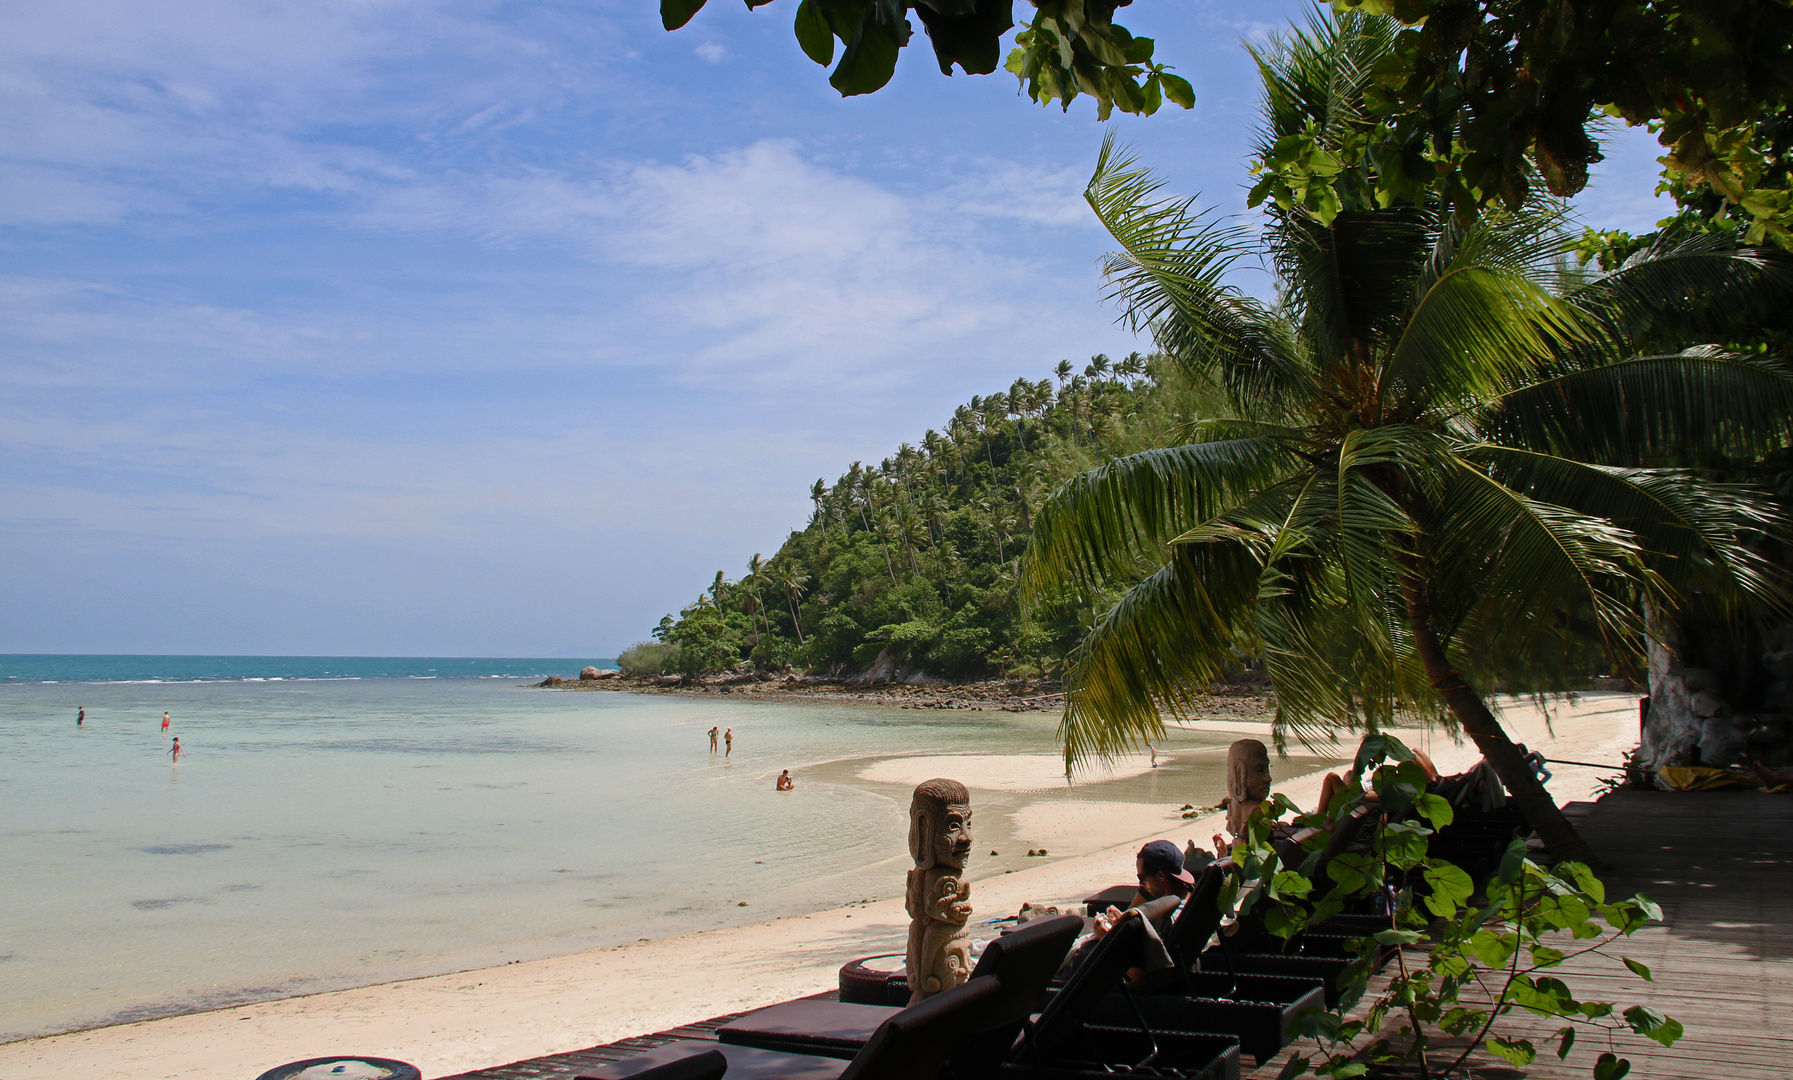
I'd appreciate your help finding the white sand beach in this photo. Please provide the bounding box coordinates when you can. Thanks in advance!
[0,693,1643,1080]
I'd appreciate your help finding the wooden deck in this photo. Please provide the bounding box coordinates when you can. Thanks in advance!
[1248,788,1793,1079]
[445,788,1793,1080]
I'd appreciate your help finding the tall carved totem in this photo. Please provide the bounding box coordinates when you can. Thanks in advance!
[904,777,973,1004]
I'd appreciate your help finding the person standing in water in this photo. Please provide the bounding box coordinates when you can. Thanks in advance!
[724,728,733,757]
[168,737,182,763]
[162,711,171,732]
[77,707,85,727]
[709,726,719,752]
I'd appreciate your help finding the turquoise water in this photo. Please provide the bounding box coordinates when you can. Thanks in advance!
[0,673,1091,1040]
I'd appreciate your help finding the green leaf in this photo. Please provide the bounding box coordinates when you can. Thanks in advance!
[1161,73,1195,109]
[1623,1005,1685,1046]
[661,0,709,30]
[1529,944,1566,968]
[1423,861,1474,911]
[1471,927,1517,967]
[794,0,835,65]
[1553,1025,1576,1059]
[1274,870,1314,897]
[1594,1052,1632,1080]
[1622,956,1652,982]
[1414,791,1455,828]
[1565,861,1606,903]
[1373,928,1424,945]
[829,11,905,96]
[1487,1037,1536,1067]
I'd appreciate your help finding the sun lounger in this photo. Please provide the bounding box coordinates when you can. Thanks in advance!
[1050,866,1326,1065]
[1014,905,1241,1080]
[717,914,1083,1063]
[576,974,1006,1080]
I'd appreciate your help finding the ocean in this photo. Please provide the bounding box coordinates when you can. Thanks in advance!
[0,656,1307,1042]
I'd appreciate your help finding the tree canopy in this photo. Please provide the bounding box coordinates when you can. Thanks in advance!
[1021,11,1793,860]
[665,0,1793,246]
[626,352,1231,679]
[660,0,1193,120]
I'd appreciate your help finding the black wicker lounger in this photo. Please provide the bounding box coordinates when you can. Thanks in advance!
[716,913,1083,1061]
[575,974,1005,1080]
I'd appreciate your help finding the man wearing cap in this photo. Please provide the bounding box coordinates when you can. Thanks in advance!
[1093,839,1197,940]
[1054,839,1198,984]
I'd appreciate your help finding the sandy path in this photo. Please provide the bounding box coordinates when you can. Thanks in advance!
[0,693,1640,1080]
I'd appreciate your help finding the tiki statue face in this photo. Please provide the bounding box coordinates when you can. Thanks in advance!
[909,778,973,870]
[1228,739,1272,802]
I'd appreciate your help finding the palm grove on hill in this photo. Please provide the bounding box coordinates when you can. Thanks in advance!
[621,353,1232,679]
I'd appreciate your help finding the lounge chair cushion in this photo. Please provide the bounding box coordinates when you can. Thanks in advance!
[717,1000,899,1059]
[720,915,1083,1060]
[588,976,1006,1080]
[576,1040,844,1080]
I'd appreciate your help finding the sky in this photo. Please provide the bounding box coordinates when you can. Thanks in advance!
[0,0,1675,657]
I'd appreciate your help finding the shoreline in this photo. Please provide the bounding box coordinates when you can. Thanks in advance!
[539,672,1288,716]
[0,693,1646,1080]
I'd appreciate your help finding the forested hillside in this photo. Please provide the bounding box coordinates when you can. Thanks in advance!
[622,353,1222,680]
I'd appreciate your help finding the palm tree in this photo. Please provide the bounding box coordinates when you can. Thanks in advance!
[1022,18,1793,862]
[810,480,829,539]
[744,554,770,648]
[774,564,808,645]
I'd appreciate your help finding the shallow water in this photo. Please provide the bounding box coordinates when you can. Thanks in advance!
[0,674,1339,1040]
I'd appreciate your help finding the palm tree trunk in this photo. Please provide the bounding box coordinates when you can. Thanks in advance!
[785,589,805,644]
[1396,563,1600,866]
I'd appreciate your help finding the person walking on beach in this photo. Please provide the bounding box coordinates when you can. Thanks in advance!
[724,728,733,757]
[77,707,84,727]
[776,769,794,791]
[709,726,719,752]
[162,711,171,732]
[168,737,182,763]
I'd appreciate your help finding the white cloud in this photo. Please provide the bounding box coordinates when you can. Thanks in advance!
[694,42,728,63]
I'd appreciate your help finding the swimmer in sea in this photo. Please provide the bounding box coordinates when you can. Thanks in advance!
[776,769,794,791]
[77,707,84,727]
[724,728,733,757]
[709,726,719,752]
[169,737,182,763]
[162,711,171,732]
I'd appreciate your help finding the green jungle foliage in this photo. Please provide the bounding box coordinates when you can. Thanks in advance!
[633,353,1226,679]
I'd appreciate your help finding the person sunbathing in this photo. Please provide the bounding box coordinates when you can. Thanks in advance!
[1312,747,1441,816]
[776,769,795,791]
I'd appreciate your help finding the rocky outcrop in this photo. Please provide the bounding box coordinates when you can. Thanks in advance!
[580,666,602,680]
[1643,603,1793,770]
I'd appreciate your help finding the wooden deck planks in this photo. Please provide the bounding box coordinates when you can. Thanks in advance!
[1249,788,1793,1079]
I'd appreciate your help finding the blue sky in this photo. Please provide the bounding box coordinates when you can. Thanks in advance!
[0,0,1674,656]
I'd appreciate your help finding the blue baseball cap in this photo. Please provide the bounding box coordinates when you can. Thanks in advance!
[1138,839,1196,885]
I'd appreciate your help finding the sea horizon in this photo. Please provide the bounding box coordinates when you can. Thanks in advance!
[0,654,620,684]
